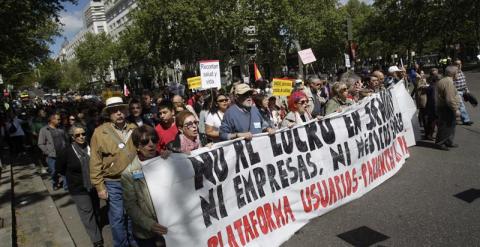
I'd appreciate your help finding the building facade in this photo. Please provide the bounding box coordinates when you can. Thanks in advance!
[104,0,138,40]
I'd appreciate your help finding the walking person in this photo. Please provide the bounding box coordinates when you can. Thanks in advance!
[122,125,168,247]
[89,97,138,247]
[205,93,230,142]
[6,112,26,157]
[56,123,104,247]
[452,59,474,125]
[435,65,461,150]
[281,91,313,128]
[38,112,68,190]
[219,84,275,141]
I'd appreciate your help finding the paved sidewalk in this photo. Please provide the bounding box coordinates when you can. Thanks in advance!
[0,163,13,247]
[13,159,74,246]
[42,173,113,246]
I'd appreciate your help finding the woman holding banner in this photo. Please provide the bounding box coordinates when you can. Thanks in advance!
[121,125,168,247]
[325,82,354,115]
[281,91,313,128]
[168,110,208,154]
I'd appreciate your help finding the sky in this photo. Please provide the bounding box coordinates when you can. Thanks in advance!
[50,0,89,57]
[49,0,373,56]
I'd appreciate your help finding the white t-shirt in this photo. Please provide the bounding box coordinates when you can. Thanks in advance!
[205,111,224,129]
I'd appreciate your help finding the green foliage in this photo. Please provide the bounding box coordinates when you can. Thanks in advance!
[75,32,115,83]
[59,60,89,92]
[0,0,76,80]
[37,59,63,89]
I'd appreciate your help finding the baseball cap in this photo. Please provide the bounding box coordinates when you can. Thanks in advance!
[235,83,254,95]
[388,66,402,73]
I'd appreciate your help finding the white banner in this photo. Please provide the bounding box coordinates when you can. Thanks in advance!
[142,84,416,247]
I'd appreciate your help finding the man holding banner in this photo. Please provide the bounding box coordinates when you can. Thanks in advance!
[219,84,275,141]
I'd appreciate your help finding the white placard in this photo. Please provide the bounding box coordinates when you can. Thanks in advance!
[298,48,317,64]
[200,60,221,89]
[344,53,351,68]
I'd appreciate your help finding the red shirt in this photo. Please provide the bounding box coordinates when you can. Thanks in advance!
[155,122,178,152]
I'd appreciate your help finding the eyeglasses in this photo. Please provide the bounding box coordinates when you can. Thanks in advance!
[340,87,348,92]
[110,106,125,113]
[74,132,86,138]
[297,100,309,105]
[130,106,141,110]
[139,137,158,146]
[217,98,229,103]
[183,120,199,129]
[69,118,75,121]
[173,101,183,104]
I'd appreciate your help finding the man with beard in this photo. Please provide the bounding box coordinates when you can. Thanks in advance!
[220,84,275,141]
[89,97,137,246]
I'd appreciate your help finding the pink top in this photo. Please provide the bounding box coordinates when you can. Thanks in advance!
[179,134,200,153]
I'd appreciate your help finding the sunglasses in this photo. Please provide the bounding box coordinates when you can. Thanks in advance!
[139,137,158,146]
[297,100,309,105]
[340,87,348,92]
[69,118,75,121]
[184,121,199,129]
[110,106,125,113]
[74,132,86,138]
[217,98,229,103]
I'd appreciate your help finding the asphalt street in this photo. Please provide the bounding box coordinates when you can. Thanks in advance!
[283,71,480,246]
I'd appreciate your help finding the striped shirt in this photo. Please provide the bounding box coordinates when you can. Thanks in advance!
[453,70,467,91]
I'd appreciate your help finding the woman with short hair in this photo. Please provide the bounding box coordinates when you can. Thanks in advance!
[56,123,103,247]
[122,125,168,247]
[281,91,312,128]
[168,110,204,154]
[324,82,354,115]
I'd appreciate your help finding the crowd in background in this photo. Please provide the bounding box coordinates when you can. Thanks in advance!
[0,59,475,247]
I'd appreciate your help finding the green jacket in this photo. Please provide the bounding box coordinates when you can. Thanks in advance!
[121,156,158,240]
[325,96,354,115]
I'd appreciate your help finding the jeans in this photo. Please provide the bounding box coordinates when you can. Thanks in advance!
[46,157,57,186]
[47,156,68,189]
[105,181,137,247]
[458,91,471,123]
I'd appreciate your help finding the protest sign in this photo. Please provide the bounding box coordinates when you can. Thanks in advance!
[345,53,351,68]
[142,83,416,247]
[187,76,202,90]
[200,60,221,89]
[298,48,317,64]
[272,78,293,96]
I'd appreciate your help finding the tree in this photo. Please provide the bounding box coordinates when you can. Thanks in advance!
[59,60,89,92]
[37,59,63,89]
[75,32,115,84]
[0,0,76,82]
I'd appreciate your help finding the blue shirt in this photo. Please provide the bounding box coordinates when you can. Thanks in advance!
[219,104,267,140]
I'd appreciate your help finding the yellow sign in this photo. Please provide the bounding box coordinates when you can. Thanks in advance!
[187,76,201,89]
[272,78,293,96]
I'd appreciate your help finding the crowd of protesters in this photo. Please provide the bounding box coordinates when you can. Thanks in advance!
[0,58,475,247]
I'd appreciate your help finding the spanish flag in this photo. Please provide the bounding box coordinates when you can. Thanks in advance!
[254,62,262,81]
